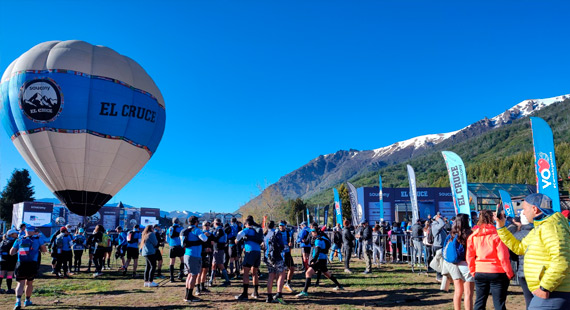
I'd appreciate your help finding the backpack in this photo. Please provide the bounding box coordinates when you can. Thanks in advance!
[317,235,331,254]
[127,231,139,244]
[267,230,284,264]
[251,226,264,244]
[98,233,110,248]
[181,227,199,248]
[169,225,180,238]
[443,235,464,264]
[301,228,310,244]
[333,231,342,245]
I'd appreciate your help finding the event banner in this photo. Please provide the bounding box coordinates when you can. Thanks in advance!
[306,207,310,223]
[406,165,420,224]
[315,206,320,225]
[442,151,472,224]
[498,190,516,218]
[324,205,329,226]
[333,188,344,228]
[347,182,362,226]
[530,117,561,212]
[378,175,384,221]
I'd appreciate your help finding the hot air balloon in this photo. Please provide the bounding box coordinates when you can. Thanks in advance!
[0,40,166,216]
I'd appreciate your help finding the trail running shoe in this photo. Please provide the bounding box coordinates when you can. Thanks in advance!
[148,282,159,287]
[24,300,33,306]
[184,296,201,302]
[250,292,259,299]
[234,293,248,301]
[333,285,344,291]
[283,283,293,293]
[14,301,21,310]
[296,291,309,298]
[274,296,286,305]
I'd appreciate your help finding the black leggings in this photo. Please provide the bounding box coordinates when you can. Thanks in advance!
[55,251,72,274]
[73,250,83,269]
[144,255,157,282]
[94,250,105,272]
[474,272,510,310]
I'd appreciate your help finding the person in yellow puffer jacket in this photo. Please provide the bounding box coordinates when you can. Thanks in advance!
[496,193,570,310]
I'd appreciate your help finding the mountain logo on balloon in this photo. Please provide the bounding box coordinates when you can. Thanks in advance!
[19,78,63,123]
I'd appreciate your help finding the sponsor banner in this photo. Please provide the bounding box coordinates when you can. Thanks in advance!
[498,190,516,218]
[530,117,561,212]
[306,207,310,224]
[324,205,329,226]
[333,188,343,228]
[442,151,472,225]
[23,212,51,227]
[347,182,362,226]
[315,206,319,225]
[406,165,419,224]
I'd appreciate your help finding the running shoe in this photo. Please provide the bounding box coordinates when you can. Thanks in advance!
[234,293,248,301]
[148,282,159,287]
[24,300,33,306]
[184,296,201,302]
[265,296,273,303]
[283,283,293,293]
[14,301,21,310]
[362,270,371,274]
[0,288,5,294]
[250,292,259,299]
[344,269,353,274]
[144,282,149,287]
[296,291,309,298]
[220,281,231,287]
[6,289,15,294]
[201,287,210,293]
[333,285,344,291]
[274,296,286,305]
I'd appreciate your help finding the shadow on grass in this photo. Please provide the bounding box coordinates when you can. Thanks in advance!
[285,287,451,308]
[30,306,207,310]
[81,289,154,296]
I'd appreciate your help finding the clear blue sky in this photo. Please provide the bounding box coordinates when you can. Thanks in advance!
[1,1,570,213]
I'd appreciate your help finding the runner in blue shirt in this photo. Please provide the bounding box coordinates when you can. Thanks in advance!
[166,218,185,282]
[296,224,343,298]
[71,228,86,273]
[122,224,141,278]
[54,227,73,278]
[296,222,312,271]
[10,225,46,309]
[279,221,296,293]
[114,226,127,271]
[181,216,208,303]
[234,216,264,301]
[0,229,19,294]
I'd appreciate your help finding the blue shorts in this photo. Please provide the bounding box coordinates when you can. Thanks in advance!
[243,251,261,268]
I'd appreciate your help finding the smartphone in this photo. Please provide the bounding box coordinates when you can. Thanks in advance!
[496,203,505,220]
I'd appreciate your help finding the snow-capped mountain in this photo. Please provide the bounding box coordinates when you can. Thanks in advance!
[241,94,570,208]
[162,210,203,219]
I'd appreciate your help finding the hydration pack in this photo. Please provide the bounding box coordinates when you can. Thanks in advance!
[267,230,284,264]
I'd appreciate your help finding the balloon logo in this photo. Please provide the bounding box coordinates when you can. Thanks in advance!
[0,40,166,216]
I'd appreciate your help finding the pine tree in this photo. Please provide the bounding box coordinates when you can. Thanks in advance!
[0,169,35,223]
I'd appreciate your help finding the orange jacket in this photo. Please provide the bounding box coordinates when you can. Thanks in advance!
[466,224,514,279]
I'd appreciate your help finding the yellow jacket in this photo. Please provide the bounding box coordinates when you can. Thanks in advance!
[497,212,570,292]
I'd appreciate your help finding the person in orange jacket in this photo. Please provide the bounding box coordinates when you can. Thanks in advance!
[466,210,513,310]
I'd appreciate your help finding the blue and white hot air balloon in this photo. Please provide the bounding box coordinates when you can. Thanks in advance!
[0,40,166,216]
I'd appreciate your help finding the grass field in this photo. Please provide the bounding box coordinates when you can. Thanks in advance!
[0,247,526,310]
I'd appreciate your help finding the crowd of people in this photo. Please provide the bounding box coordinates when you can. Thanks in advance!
[1,192,569,309]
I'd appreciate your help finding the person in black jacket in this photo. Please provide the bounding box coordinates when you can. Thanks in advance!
[361,220,373,274]
[342,220,355,273]
[411,219,424,267]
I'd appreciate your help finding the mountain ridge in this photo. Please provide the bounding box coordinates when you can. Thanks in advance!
[240,94,570,211]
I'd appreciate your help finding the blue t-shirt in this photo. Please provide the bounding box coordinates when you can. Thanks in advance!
[127,230,141,248]
[242,227,261,252]
[312,235,330,260]
[12,237,42,262]
[297,227,311,247]
[167,224,183,247]
[61,234,73,251]
[72,235,86,250]
[117,232,127,246]
[182,226,206,257]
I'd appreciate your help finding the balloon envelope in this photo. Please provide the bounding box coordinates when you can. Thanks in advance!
[0,40,166,216]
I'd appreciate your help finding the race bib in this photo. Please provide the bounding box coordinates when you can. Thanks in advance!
[19,247,30,257]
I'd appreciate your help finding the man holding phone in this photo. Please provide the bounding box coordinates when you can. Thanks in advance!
[495,193,570,309]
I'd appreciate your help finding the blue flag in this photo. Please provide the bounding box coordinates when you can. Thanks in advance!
[498,190,516,218]
[442,151,472,225]
[333,188,344,228]
[530,117,561,212]
[407,165,419,224]
[379,175,384,221]
[324,205,329,226]
[306,207,310,223]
